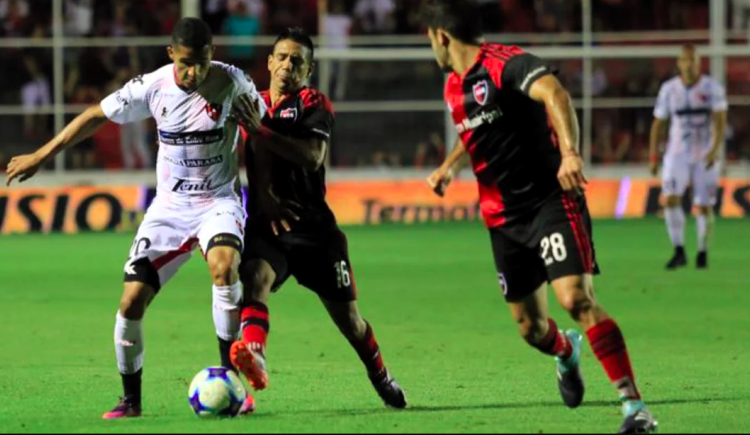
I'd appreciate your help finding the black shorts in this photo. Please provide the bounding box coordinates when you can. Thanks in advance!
[242,222,357,302]
[490,192,600,303]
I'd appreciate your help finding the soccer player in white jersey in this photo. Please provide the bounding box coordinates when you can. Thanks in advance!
[649,44,728,270]
[5,18,266,418]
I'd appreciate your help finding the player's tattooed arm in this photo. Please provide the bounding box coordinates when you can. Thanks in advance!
[6,105,109,186]
[233,94,326,171]
[528,75,586,192]
[427,137,468,197]
[649,118,668,175]
[707,110,727,169]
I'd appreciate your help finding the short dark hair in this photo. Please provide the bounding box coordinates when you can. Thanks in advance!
[171,17,213,49]
[273,27,315,63]
[419,0,483,44]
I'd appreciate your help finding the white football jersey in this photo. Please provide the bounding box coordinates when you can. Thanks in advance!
[653,75,727,163]
[101,61,266,207]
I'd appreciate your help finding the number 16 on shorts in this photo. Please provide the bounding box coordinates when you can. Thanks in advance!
[335,261,351,289]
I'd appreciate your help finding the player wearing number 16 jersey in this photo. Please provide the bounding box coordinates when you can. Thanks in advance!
[420,1,656,433]
[228,28,406,413]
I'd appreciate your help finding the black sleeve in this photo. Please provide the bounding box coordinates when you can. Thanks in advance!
[501,53,557,95]
[300,105,334,140]
[299,92,334,140]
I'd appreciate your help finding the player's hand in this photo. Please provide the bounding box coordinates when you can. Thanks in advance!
[259,192,301,236]
[557,153,587,192]
[705,149,719,169]
[426,166,454,197]
[5,153,44,186]
[232,94,263,133]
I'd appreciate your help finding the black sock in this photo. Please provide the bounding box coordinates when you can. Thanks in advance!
[675,246,685,255]
[218,337,237,373]
[121,369,142,404]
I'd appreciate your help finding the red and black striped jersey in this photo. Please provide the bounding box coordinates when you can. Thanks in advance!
[244,86,337,227]
[445,43,564,227]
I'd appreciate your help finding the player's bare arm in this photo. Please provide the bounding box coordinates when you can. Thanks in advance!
[527,75,586,192]
[234,94,326,171]
[6,105,108,186]
[649,118,668,176]
[707,110,727,168]
[427,137,469,197]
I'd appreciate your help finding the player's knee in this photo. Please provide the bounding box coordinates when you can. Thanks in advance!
[241,261,275,300]
[119,283,154,320]
[665,195,682,208]
[339,310,367,341]
[513,311,547,344]
[207,251,239,287]
[698,205,713,216]
[559,290,595,322]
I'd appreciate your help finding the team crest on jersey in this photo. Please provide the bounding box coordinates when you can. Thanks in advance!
[473,80,489,106]
[698,93,710,103]
[204,102,223,121]
[279,107,298,121]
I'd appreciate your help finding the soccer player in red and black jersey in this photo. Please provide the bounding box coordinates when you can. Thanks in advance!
[420,1,656,433]
[229,28,407,412]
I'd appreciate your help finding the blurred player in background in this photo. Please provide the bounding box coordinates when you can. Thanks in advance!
[229,28,406,413]
[5,18,265,419]
[649,44,728,270]
[420,1,656,433]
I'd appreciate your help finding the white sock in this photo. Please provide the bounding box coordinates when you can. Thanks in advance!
[115,312,144,375]
[697,213,713,252]
[664,207,685,248]
[213,283,242,341]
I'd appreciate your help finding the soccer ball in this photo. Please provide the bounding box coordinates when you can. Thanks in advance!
[188,366,246,417]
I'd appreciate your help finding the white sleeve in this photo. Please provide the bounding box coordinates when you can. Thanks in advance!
[653,83,671,120]
[228,67,267,119]
[711,79,728,112]
[100,75,153,124]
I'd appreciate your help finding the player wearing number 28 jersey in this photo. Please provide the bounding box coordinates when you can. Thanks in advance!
[419,1,657,433]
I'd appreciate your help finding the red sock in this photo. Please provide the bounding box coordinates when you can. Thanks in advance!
[348,321,386,380]
[240,302,269,354]
[587,319,641,400]
[530,318,573,359]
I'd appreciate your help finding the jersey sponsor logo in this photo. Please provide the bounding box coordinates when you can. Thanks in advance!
[163,155,224,168]
[473,80,489,106]
[158,128,224,145]
[205,102,223,121]
[455,109,502,134]
[279,107,298,121]
[172,178,215,192]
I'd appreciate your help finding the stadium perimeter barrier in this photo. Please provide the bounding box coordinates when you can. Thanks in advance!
[1,177,749,235]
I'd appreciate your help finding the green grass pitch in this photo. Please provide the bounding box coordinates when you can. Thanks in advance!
[1,219,748,433]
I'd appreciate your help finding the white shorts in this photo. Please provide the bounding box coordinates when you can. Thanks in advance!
[123,198,246,290]
[662,156,720,206]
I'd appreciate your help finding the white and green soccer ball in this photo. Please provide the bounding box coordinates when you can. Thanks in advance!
[188,366,246,417]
